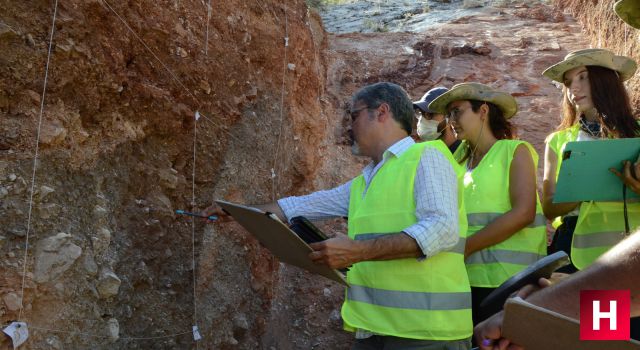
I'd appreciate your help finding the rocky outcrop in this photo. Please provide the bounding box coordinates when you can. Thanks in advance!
[0,0,336,348]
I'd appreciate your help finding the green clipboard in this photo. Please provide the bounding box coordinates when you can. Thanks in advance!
[554,138,640,203]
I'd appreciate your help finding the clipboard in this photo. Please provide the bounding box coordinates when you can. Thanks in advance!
[554,138,640,203]
[215,200,347,285]
[502,297,640,349]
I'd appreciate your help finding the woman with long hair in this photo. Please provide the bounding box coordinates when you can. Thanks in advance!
[429,83,547,326]
[542,48,640,272]
[541,48,640,340]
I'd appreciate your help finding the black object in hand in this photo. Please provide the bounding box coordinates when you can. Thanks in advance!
[479,251,571,317]
[289,216,328,244]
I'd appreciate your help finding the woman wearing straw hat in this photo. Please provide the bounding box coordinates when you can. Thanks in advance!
[428,83,547,327]
[542,48,640,341]
[541,48,640,277]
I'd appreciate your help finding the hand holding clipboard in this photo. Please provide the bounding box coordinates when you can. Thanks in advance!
[610,151,640,196]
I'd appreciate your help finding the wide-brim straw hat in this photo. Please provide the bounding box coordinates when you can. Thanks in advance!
[427,82,518,119]
[615,0,640,29]
[542,48,637,83]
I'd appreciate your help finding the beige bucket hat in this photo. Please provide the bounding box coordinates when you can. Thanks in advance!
[427,82,518,119]
[542,48,637,83]
[615,0,640,29]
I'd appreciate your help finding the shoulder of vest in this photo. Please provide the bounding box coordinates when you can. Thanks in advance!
[421,140,449,152]
[401,140,442,157]
[420,140,462,173]
[498,139,535,151]
[545,124,579,150]
[502,139,539,165]
[403,141,457,164]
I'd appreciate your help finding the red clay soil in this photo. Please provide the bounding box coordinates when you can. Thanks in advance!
[0,0,340,348]
[1,0,624,349]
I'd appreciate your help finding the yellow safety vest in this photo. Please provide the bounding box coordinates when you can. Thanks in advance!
[342,140,472,340]
[547,124,640,270]
[460,140,547,287]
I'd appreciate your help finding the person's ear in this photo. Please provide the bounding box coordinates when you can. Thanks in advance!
[480,103,490,121]
[377,103,390,120]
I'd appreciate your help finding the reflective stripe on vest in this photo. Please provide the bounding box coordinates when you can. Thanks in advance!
[462,140,547,288]
[342,140,472,341]
[355,233,467,255]
[570,200,640,270]
[465,249,546,265]
[347,285,472,310]
[572,231,627,249]
[548,125,640,270]
[467,213,547,228]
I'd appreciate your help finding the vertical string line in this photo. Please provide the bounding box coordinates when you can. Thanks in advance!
[18,0,59,323]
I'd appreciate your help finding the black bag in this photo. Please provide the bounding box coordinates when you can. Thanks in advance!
[547,215,578,274]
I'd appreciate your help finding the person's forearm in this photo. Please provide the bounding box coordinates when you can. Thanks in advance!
[541,198,580,220]
[526,232,640,318]
[358,232,423,261]
[465,208,534,257]
[541,180,580,220]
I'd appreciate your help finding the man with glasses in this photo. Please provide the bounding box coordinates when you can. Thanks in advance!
[204,82,472,349]
[413,87,462,154]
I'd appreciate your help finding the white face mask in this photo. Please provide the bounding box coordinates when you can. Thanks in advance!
[417,119,442,141]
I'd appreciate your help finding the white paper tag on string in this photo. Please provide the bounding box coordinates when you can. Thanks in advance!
[195,111,201,121]
[192,325,202,341]
[3,322,29,349]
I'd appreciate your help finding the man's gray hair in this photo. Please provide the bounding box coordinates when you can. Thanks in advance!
[352,82,413,135]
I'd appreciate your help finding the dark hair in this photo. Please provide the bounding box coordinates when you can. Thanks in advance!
[559,65,640,138]
[352,82,413,135]
[458,100,516,163]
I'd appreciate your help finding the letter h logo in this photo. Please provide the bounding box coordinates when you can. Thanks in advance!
[580,290,630,340]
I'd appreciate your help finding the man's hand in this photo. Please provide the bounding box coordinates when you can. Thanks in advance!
[200,203,233,223]
[515,272,569,299]
[475,311,523,350]
[610,160,640,195]
[308,233,363,269]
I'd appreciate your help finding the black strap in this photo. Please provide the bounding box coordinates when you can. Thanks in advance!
[623,183,630,235]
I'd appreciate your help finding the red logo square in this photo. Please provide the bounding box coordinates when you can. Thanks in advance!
[580,290,630,340]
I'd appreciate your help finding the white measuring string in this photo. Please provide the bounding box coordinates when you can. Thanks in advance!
[205,0,213,56]
[18,0,59,323]
[270,1,289,201]
[191,112,199,347]
[15,0,297,345]
[28,325,192,341]
[102,0,200,104]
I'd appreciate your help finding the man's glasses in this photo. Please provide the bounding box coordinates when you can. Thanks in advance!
[349,106,370,121]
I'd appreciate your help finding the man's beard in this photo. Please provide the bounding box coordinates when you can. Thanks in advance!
[348,129,362,156]
[351,141,361,156]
